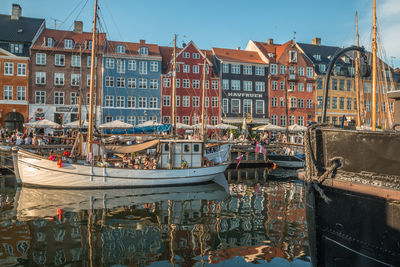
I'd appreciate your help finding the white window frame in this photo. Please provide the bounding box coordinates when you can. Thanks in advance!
[36,53,46,65]
[4,62,14,75]
[54,73,65,86]
[55,54,65,66]
[17,63,26,76]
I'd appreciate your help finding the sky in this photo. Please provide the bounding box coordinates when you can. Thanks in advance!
[2,0,399,68]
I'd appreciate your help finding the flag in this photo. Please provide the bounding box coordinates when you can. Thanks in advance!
[255,143,266,156]
[236,154,244,169]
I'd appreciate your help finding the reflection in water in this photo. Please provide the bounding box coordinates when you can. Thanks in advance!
[0,171,309,266]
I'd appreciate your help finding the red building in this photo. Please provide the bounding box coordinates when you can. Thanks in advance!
[160,41,220,127]
[247,39,316,126]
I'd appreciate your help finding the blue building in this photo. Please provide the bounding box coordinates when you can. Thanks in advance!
[102,40,162,125]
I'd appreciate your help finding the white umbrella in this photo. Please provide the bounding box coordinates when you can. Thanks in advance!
[135,120,162,128]
[98,120,134,129]
[252,123,285,131]
[63,120,89,128]
[175,122,193,129]
[288,124,307,132]
[24,119,61,129]
[193,123,214,129]
[213,123,238,130]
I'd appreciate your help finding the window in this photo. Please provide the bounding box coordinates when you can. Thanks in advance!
[105,76,114,87]
[139,78,147,89]
[319,64,326,72]
[222,99,228,114]
[280,115,286,126]
[127,78,136,88]
[87,55,97,68]
[139,47,148,55]
[332,79,338,90]
[289,50,297,62]
[243,81,252,91]
[64,39,73,49]
[176,79,180,88]
[182,116,189,125]
[54,92,64,105]
[243,65,252,75]
[306,83,313,92]
[270,64,277,75]
[4,62,13,75]
[354,98,357,110]
[280,65,286,74]
[231,80,240,90]
[183,52,190,58]
[3,86,12,100]
[306,67,313,78]
[163,78,171,87]
[347,80,352,91]
[10,43,23,54]
[105,116,113,123]
[204,96,209,108]
[116,96,125,107]
[280,81,285,90]
[85,40,92,50]
[298,67,304,76]
[306,99,313,109]
[36,53,46,65]
[150,79,158,89]
[71,74,80,86]
[127,116,135,125]
[317,78,323,90]
[127,96,135,108]
[192,80,200,89]
[115,115,124,122]
[347,98,352,110]
[290,97,297,108]
[339,79,345,91]
[298,83,304,92]
[71,55,81,67]
[212,97,218,108]
[313,54,321,60]
[105,58,115,69]
[150,61,158,72]
[183,96,190,107]
[175,96,180,107]
[298,116,304,126]
[191,53,199,59]
[35,72,46,84]
[183,65,190,73]
[364,83,371,93]
[222,64,229,73]
[349,67,355,76]
[211,116,218,125]
[231,99,240,114]
[339,97,345,109]
[116,45,125,54]
[271,115,277,125]
[54,73,65,85]
[332,97,337,109]
[193,65,199,73]
[327,97,330,109]
[298,99,304,108]
[280,97,285,107]
[289,82,295,92]
[116,77,125,88]
[17,86,25,101]
[70,92,78,105]
[163,95,170,106]
[35,91,46,104]
[365,100,371,112]
[139,61,147,74]
[183,79,190,88]
[231,64,240,74]
[212,80,218,89]
[16,63,26,76]
[256,100,264,114]
[289,115,295,125]
[55,54,65,66]
[255,66,264,75]
[271,97,278,107]
[117,60,125,73]
[105,96,114,107]
[128,60,136,71]
[271,81,277,90]
[192,96,200,107]
[222,79,229,90]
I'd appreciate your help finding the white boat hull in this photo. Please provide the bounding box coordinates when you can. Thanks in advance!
[16,150,229,188]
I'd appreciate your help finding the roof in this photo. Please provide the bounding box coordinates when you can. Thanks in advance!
[297,42,342,65]
[212,47,267,64]
[105,40,161,58]
[252,40,294,63]
[0,14,44,43]
[31,28,106,52]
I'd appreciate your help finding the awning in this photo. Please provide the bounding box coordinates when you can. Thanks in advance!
[105,139,159,154]
[222,117,269,125]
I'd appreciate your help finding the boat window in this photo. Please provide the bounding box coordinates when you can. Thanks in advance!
[164,143,169,152]
[193,144,200,152]
[184,144,190,152]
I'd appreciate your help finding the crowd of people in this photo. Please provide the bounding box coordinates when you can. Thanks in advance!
[99,153,158,169]
[0,127,76,146]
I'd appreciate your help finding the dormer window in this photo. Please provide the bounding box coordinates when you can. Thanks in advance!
[319,64,326,72]
[139,46,148,55]
[313,54,321,61]
[289,50,297,63]
[85,40,92,50]
[116,45,126,54]
[344,56,350,64]
[64,39,73,49]
[268,53,274,58]
[46,38,54,48]
[183,52,190,58]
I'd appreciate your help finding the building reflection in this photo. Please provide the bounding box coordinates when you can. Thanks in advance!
[0,177,308,266]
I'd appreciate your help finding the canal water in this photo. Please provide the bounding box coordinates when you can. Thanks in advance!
[0,168,310,266]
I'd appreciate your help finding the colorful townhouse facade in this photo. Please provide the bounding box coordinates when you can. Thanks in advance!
[0,4,44,130]
[212,47,269,124]
[29,22,106,125]
[247,39,316,126]
[160,41,220,126]
[102,40,162,124]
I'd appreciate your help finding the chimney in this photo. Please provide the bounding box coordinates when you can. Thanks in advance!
[139,39,146,45]
[11,4,21,20]
[74,21,83,33]
[312,37,321,46]
[267,38,274,45]
[237,46,241,50]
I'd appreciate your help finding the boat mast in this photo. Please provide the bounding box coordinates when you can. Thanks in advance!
[201,53,207,141]
[355,11,362,127]
[87,0,99,155]
[171,35,177,136]
[372,0,377,131]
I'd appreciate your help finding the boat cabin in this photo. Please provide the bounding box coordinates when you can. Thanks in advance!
[159,140,203,168]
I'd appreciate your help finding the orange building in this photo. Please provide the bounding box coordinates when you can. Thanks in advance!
[0,48,29,130]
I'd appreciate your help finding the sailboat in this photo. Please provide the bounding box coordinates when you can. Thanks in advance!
[303,1,400,266]
[13,0,231,188]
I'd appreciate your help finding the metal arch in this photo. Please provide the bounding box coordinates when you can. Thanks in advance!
[321,46,367,122]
